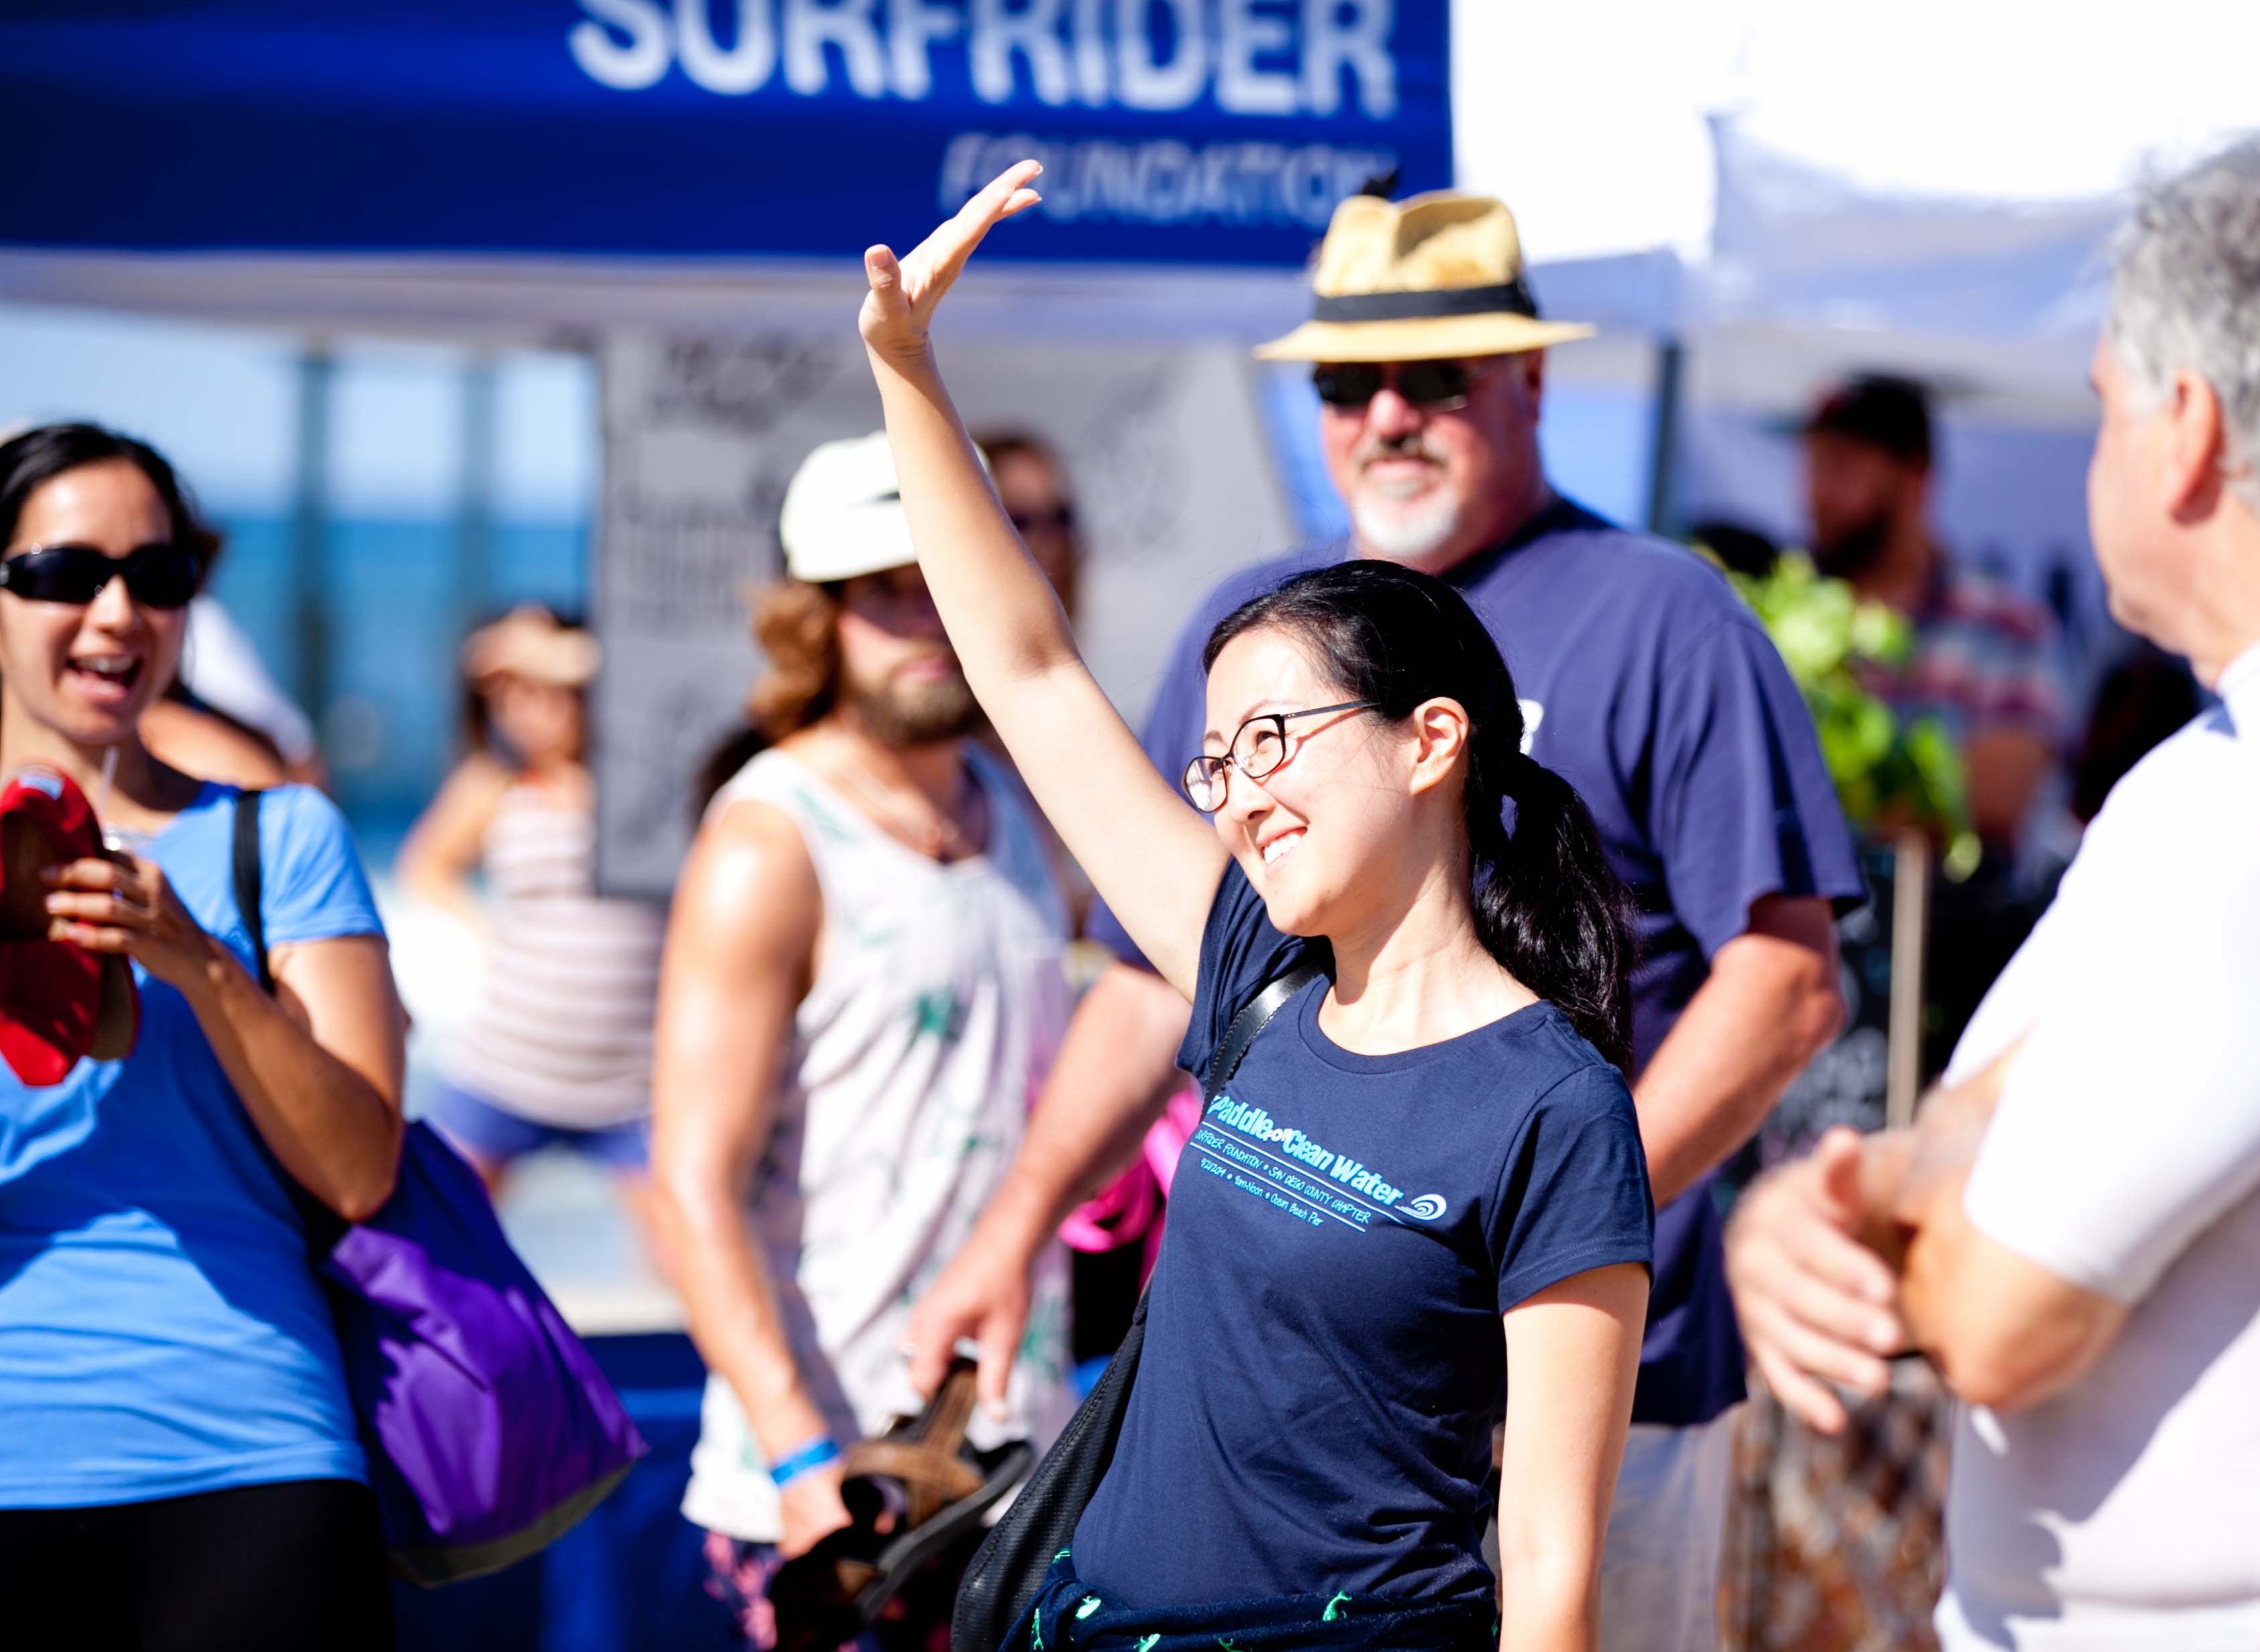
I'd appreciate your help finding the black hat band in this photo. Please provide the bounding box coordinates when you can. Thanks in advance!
[1308,278,1539,323]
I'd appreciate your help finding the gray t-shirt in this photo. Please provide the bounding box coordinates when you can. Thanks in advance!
[1937,643,2260,1650]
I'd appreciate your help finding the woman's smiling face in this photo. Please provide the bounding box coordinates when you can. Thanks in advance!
[1200,624,1412,937]
[0,460,187,748]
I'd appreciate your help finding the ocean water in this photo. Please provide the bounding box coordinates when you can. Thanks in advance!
[208,513,672,1323]
[208,511,588,844]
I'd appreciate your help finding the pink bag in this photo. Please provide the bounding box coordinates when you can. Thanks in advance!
[1056,1084,1203,1282]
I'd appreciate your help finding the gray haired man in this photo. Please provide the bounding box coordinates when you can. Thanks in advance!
[1725,140,2260,1651]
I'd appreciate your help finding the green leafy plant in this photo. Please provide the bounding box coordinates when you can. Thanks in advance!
[1708,550,1981,879]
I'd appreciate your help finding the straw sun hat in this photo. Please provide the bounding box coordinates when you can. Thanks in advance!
[462,606,600,688]
[1255,190,1596,364]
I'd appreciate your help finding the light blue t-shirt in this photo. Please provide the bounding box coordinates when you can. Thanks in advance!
[0,782,383,1508]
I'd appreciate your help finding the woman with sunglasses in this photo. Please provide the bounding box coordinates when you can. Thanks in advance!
[0,424,401,1649]
[862,170,1653,1652]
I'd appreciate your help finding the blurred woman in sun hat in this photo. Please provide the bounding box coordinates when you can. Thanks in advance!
[397,606,668,1235]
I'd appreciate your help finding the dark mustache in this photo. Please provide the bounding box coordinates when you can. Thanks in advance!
[891,650,964,675]
[1354,431,1443,465]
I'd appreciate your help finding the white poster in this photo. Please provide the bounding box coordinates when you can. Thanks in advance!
[592,330,1298,898]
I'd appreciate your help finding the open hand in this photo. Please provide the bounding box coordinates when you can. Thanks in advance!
[45,853,220,992]
[1724,1127,1907,1433]
[860,160,1042,364]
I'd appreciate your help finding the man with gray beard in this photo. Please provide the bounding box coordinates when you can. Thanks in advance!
[652,433,1075,1647]
[910,188,1863,1651]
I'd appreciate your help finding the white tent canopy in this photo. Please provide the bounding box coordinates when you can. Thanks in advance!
[1642,119,2136,647]
[0,240,1685,356]
[1678,118,2124,427]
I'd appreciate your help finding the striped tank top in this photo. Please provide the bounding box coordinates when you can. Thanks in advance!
[444,780,666,1129]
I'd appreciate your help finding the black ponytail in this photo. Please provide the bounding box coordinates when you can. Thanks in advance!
[1204,561,1636,1074]
[1468,747,1636,1074]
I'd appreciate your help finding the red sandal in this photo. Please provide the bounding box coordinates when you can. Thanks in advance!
[0,767,138,1085]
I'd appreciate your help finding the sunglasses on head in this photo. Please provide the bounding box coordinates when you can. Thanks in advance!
[0,542,205,611]
[1310,360,1496,412]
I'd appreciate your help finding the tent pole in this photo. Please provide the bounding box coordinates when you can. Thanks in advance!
[1886,832,1933,1129]
[1643,337,1684,536]
[289,346,334,729]
[457,352,497,652]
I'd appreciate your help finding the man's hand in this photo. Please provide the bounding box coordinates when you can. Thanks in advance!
[905,961,1194,1411]
[1724,1127,1907,1433]
[906,1213,1037,1419]
[776,1463,855,1559]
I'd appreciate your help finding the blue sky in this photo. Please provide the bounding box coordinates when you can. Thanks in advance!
[0,302,597,523]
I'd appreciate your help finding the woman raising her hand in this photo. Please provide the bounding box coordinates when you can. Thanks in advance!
[860,166,1654,1652]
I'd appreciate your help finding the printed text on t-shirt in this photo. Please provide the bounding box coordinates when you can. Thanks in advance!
[1195,1096,1450,1233]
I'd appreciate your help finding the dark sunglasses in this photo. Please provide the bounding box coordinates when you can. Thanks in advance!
[1009,504,1076,535]
[0,542,205,611]
[1311,360,1496,412]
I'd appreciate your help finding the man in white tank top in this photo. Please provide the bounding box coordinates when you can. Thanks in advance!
[652,433,1075,1647]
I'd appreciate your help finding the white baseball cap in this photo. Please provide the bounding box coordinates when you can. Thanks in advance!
[779,432,918,584]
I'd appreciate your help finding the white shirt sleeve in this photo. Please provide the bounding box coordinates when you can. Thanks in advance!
[1962,735,2260,1303]
[181,597,319,764]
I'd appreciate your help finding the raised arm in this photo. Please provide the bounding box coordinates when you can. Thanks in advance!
[857,162,1225,998]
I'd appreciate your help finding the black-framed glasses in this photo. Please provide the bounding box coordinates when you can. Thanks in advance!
[0,543,205,611]
[1181,700,1376,813]
[1311,360,1498,412]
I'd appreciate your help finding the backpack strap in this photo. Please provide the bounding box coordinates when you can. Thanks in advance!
[1204,960,1325,1103]
[231,788,276,995]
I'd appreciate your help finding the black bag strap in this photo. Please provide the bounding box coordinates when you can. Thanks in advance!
[229,788,348,1251]
[949,953,1327,1652]
[1204,960,1325,1102]
[232,788,276,994]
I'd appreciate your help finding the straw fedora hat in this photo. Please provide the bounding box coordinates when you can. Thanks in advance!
[1255,190,1596,363]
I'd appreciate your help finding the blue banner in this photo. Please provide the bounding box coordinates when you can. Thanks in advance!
[0,1,1449,266]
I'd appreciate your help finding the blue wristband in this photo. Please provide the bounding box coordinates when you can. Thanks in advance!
[769,1436,842,1490]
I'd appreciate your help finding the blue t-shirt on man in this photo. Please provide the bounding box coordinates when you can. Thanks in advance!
[1088,497,1865,1427]
[0,783,382,1508]
[1072,862,1653,1609]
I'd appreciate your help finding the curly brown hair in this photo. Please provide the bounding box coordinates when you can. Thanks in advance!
[692,579,845,813]
[746,579,842,739]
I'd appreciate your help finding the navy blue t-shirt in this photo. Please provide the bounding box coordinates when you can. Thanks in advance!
[1071,864,1653,1609]
[1088,498,1865,1426]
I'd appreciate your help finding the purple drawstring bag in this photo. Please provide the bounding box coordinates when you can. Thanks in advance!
[320,1121,650,1584]
[235,791,648,1585]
